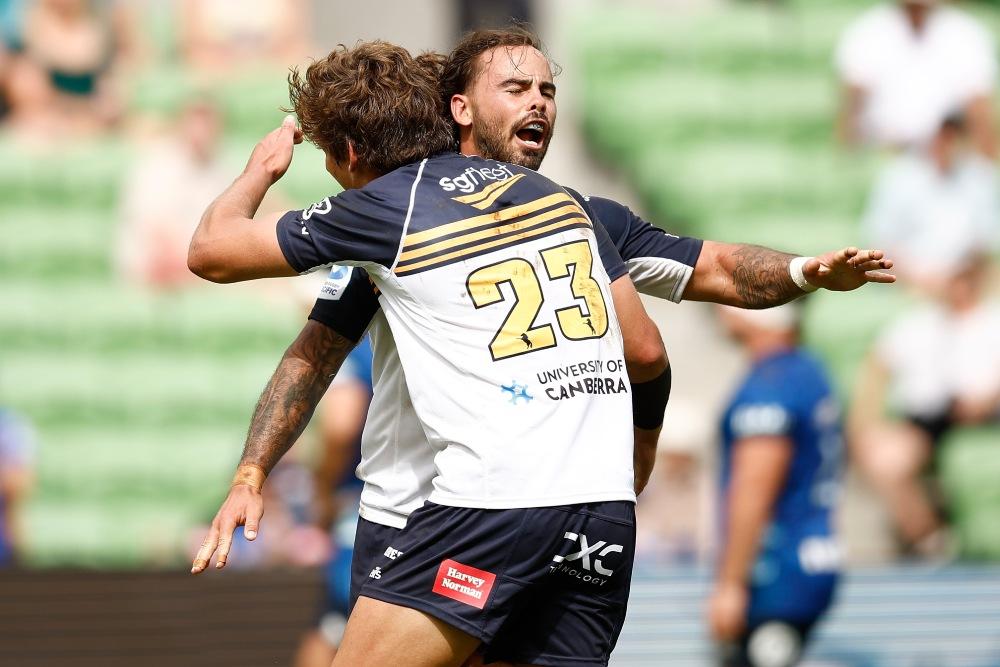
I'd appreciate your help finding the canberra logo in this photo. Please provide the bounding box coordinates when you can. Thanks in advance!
[500,381,533,405]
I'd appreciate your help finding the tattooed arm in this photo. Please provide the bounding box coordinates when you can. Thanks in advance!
[683,241,895,309]
[239,320,354,472]
[191,320,355,574]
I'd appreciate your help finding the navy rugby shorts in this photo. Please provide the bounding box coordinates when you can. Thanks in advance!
[354,500,636,667]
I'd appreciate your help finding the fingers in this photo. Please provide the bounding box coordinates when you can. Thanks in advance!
[852,258,894,272]
[191,526,221,574]
[215,519,236,570]
[864,270,896,284]
[847,248,884,268]
[245,501,263,541]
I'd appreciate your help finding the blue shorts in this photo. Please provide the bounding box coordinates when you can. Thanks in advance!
[354,500,636,667]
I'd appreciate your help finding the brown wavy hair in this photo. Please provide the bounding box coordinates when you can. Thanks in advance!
[288,41,454,174]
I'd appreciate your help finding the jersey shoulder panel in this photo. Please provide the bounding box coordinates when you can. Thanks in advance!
[276,163,427,273]
[393,155,600,278]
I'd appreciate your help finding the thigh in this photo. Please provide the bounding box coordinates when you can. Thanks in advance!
[482,502,637,667]
[334,595,480,667]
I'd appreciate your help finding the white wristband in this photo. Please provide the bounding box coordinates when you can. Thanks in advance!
[789,256,817,293]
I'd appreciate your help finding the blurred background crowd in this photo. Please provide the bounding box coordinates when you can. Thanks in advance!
[1,0,1000,665]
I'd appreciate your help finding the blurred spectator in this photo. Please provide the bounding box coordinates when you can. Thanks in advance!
[848,254,1000,558]
[178,0,309,76]
[0,407,36,567]
[710,304,842,667]
[294,333,372,667]
[116,99,231,289]
[3,0,137,139]
[835,0,997,158]
[862,114,1000,293]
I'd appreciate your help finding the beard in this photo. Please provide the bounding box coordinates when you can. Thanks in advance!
[472,113,550,171]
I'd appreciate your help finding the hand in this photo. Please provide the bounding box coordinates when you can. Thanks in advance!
[191,483,264,574]
[707,582,749,641]
[804,247,895,292]
[245,115,304,185]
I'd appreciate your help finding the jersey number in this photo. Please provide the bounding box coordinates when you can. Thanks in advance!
[466,240,609,361]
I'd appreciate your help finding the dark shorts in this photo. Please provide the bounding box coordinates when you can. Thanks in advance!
[354,500,636,667]
[349,516,402,615]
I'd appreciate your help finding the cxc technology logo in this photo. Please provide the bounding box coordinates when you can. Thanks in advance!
[432,559,496,609]
[500,381,533,405]
[550,532,624,586]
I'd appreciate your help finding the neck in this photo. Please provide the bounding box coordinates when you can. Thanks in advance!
[458,131,477,157]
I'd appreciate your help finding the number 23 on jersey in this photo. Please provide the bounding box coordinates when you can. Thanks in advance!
[466,240,609,361]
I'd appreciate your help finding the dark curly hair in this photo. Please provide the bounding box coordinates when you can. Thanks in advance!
[288,41,454,174]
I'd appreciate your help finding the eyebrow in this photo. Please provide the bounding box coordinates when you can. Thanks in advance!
[500,77,558,95]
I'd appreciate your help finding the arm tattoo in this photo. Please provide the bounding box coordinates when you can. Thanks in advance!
[730,245,799,309]
[240,321,356,473]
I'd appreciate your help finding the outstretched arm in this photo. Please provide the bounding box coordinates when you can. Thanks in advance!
[191,320,355,573]
[684,242,895,309]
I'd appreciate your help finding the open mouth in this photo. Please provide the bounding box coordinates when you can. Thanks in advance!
[515,121,547,149]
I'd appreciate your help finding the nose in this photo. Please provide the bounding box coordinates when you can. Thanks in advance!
[527,85,549,116]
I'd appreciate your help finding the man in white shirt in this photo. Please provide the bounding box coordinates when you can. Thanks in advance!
[836,0,997,157]
[862,114,1000,292]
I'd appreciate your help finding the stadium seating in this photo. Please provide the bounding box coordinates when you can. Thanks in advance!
[0,89,334,565]
[573,0,1000,563]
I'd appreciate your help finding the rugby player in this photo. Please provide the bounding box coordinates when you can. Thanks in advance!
[189,41,669,666]
[191,29,894,667]
[712,304,842,667]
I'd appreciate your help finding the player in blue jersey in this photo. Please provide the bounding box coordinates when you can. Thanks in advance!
[711,305,842,667]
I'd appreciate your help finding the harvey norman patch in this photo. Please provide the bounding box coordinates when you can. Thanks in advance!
[431,559,496,609]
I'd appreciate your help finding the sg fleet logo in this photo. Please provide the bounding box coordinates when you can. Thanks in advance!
[550,531,624,586]
[439,164,516,194]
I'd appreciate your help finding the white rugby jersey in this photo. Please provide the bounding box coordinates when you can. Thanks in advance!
[309,190,704,527]
[279,153,636,509]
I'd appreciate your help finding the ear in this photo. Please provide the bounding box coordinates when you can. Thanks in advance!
[346,140,360,170]
[451,93,473,128]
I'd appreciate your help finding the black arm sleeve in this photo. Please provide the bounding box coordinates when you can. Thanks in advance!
[308,266,382,343]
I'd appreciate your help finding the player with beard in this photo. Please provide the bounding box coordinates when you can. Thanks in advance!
[191,29,893,667]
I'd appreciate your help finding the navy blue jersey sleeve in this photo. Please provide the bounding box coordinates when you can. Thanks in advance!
[589,211,628,282]
[308,265,381,343]
[276,187,408,274]
[567,190,704,303]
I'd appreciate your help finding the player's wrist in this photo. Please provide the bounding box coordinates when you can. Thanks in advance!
[231,463,267,492]
[789,256,818,293]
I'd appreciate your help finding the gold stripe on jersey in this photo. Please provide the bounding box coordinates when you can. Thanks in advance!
[404,192,573,247]
[398,203,581,264]
[395,215,591,276]
[451,173,526,209]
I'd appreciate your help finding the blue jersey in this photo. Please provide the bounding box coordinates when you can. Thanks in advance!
[720,349,842,625]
